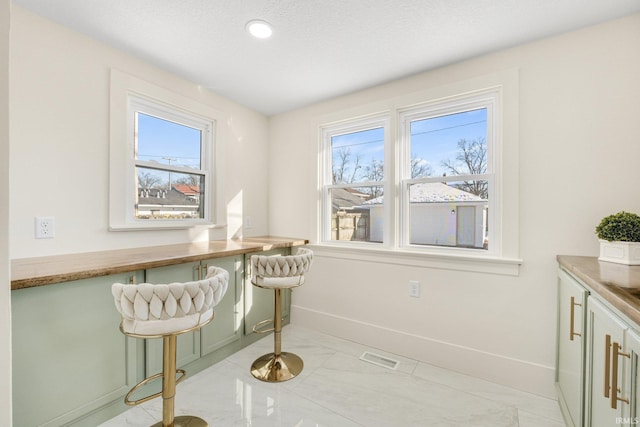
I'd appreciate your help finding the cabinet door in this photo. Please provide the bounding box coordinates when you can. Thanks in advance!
[587,297,628,427]
[145,261,202,375]
[557,268,588,427]
[624,329,640,425]
[244,248,292,336]
[12,271,143,427]
[200,256,242,355]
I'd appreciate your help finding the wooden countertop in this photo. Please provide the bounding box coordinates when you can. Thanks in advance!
[11,236,308,290]
[558,255,640,326]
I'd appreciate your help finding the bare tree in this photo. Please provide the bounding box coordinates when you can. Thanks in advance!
[411,157,432,178]
[441,138,488,198]
[138,170,162,189]
[332,147,362,183]
[174,174,201,187]
[332,154,429,199]
[362,159,383,198]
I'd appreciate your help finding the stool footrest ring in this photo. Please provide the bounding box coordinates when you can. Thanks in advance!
[124,369,187,406]
[252,316,288,334]
[252,318,275,334]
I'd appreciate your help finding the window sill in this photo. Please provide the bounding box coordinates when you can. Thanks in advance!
[308,243,522,276]
[109,222,226,232]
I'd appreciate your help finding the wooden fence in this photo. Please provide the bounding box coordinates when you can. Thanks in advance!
[331,212,369,241]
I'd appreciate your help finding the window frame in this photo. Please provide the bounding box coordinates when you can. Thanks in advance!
[318,80,519,269]
[109,69,219,230]
[398,90,500,256]
[320,114,391,248]
[129,95,213,224]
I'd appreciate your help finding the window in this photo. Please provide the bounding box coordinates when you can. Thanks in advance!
[399,92,496,253]
[320,88,503,257]
[131,96,212,222]
[109,69,217,230]
[321,116,388,244]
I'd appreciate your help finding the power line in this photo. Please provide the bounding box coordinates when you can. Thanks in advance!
[411,119,486,137]
[332,119,486,150]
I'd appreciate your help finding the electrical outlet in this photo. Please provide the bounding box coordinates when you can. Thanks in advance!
[408,280,420,298]
[35,216,55,239]
[245,215,253,229]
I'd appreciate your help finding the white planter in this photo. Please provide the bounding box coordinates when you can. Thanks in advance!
[598,240,640,265]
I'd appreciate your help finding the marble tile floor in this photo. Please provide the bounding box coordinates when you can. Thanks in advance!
[99,325,564,427]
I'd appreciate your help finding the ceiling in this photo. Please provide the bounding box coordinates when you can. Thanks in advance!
[11,0,640,116]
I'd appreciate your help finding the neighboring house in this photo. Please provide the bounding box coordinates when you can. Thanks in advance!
[172,184,201,203]
[136,185,201,219]
[364,182,488,248]
[332,187,368,212]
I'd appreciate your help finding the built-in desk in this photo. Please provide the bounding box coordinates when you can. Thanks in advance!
[11,236,308,289]
[10,236,308,427]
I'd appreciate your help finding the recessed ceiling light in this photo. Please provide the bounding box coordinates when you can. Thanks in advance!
[246,20,273,39]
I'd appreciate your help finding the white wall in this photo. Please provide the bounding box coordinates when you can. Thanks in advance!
[9,7,270,259]
[1,1,11,424]
[269,14,640,397]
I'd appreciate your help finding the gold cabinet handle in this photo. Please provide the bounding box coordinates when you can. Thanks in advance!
[570,296,582,341]
[129,275,137,284]
[605,334,612,398]
[611,341,630,409]
[202,263,209,278]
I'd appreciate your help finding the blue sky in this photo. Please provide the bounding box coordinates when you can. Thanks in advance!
[136,108,487,186]
[332,108,487,181]
[137,113,202,169]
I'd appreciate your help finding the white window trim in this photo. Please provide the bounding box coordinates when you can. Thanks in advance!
[320,113,392,248]
[316,69,521,275]
[398,89,500,256]
[109,69,220,231]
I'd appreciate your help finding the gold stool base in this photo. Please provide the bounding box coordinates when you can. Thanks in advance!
[151,415,208,427]
[251,352,303,382]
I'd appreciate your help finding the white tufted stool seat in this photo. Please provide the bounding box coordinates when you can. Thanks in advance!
[112,269,228,337]
[112,266,229,427]
[250,248,312,382]
[251,248,312,289]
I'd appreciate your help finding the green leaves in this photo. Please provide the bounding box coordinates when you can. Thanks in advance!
[596,211,640,242]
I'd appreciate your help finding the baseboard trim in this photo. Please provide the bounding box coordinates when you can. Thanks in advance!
[291,305,556,398]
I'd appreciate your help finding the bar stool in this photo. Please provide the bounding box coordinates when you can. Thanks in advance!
[250,248,313,382]
[111,266,229,427]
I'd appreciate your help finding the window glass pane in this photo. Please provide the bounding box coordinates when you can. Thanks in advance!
[136,167,204,220]
[330,186,383,243]
[137,113,202,169]
[408,181,488,250]
[331,127,384,184]
[410,109,486,177]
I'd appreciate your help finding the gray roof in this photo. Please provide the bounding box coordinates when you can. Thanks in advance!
[332,188,368,210]
[138,188,199,206]
[364,182,484,205]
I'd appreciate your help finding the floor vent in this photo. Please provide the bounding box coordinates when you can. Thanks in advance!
[360,351,399,370]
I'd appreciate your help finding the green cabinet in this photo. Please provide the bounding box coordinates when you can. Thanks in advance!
[556,268,588,427]
[624,329,640,424]
[586,297,628,426]
[200,257,243,355]
[12,270,143,427]
[586,298,640,427]
[558,266,640,427]
[145,256,242,375]
[11,247,294,426]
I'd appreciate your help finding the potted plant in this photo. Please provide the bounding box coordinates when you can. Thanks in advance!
[596,211,640,265]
